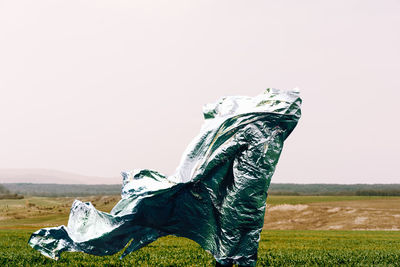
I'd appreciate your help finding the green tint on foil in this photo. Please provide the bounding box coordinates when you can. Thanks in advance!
[28,89,301,266]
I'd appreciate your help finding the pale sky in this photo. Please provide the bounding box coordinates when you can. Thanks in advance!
[0,0,399,184]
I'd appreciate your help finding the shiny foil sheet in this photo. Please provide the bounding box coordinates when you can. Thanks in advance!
[28,89,301,266]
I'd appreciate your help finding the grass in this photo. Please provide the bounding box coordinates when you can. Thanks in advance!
[257,230,400,266]
[0,230,400,266]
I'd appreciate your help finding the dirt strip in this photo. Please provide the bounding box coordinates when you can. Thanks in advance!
[264,198,400,230]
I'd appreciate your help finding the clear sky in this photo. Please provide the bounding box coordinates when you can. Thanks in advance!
[0,0,399,184]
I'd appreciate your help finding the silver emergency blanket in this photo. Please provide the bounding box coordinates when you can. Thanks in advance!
[28,89,301,266]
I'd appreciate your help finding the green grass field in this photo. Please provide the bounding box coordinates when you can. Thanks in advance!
[1,230,400,266]
[1,196,400,266]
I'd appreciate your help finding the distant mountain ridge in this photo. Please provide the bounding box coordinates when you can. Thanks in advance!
[0,168,120,184]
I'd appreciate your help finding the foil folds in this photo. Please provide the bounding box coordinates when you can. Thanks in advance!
[28,89,301,266]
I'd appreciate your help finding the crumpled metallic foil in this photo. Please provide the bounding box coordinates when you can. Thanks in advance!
[28,88,301,266]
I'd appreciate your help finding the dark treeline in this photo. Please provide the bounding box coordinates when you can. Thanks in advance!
[0,184,24,199]
[355,190,400,196]
[2,183,121,197]
[0,184,9,194]
[2,183,400,197]
[268,183,400,196]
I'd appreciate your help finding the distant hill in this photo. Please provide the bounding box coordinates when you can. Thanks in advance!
[0,168,119,184]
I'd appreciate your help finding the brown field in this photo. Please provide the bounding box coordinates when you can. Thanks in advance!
[264,197,400,230]
[0,195,399,231]
[0,195,119,229]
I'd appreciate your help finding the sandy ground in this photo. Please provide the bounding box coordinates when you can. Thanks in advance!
[264,198,400,230]
[1,196,399,230]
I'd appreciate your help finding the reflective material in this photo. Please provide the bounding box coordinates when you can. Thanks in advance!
[28,88,301,266]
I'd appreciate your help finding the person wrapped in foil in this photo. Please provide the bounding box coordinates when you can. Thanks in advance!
[29,88,301,266]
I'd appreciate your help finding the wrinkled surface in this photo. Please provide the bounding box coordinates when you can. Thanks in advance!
[28,89,301,266]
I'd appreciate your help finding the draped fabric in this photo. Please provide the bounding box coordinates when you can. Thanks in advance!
[29,89,301,266]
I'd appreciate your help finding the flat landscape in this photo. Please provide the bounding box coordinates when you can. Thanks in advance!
[1,195,400,266]
[264,196,400,231]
